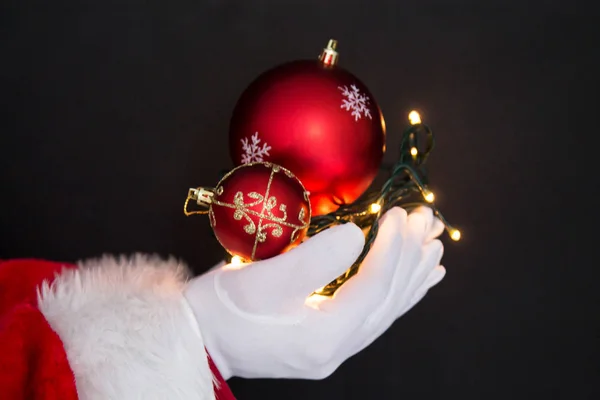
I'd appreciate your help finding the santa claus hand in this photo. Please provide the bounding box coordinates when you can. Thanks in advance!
[184,206,446,380]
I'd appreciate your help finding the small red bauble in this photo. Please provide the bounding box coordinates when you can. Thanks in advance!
[208,162,311,262]
[229,40,386,216]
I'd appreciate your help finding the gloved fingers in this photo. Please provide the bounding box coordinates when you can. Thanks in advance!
[403,239,444,300]
[330,208,439,312]
[409,206,434,227]
[323,207,436,313]
[383,210,432,295]
[318,207,408,313]
[371,209,433,307]
[371,235,442,328]
[316,209,445,357]
[409,265,446,307]
[308,211,447,372]
[409,206,445,242]
[358,215,437,328]
[406,207,433,240]
[426,218,446,242]
[345,265,447,359]
[238,222,366,306]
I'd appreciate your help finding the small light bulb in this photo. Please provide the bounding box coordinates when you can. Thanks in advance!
[424,191,435,203]
[410,147,418,156]
[305,293,329,310]
[369,203,381,213]
[408,110,421,125]
[450,229,461,241]
[230,255,243,265]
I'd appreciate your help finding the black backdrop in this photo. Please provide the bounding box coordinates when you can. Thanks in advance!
[1,1,597,399]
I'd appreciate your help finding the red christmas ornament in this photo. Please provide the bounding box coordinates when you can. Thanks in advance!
[229,39,386,216]
[185,162,311,262]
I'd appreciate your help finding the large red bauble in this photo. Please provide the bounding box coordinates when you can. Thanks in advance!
[229,59,386,216]
[208,162,311,262]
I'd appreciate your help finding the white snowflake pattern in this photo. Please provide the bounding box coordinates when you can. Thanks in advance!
[338,84,372,122]
[240,132,272,163]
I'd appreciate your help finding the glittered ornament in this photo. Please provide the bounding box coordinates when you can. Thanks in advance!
[229,39,386,216]
[184,162,311,262]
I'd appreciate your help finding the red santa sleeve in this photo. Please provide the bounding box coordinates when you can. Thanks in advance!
[0,256,236,400]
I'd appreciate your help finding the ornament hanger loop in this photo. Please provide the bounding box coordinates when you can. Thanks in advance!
[183,187,214,216]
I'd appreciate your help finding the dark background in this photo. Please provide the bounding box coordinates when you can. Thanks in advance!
[1,0,597,398]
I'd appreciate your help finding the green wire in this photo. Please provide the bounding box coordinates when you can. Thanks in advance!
[220,121,459,297]
[308,122,458,297]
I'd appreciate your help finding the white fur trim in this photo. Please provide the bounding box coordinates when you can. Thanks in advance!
[38,254,216,400]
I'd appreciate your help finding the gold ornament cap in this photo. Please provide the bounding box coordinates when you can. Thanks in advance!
[183,187,214,216]
[319,39,339,66]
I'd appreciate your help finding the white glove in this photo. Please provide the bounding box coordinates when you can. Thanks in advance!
[183,206,446,380]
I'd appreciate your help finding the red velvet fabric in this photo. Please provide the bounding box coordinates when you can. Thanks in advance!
[208,353,237,400]
[0,259,236,399]
[0,259,78,399]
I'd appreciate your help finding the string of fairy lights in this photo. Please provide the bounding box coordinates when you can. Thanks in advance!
[224,110,460,296]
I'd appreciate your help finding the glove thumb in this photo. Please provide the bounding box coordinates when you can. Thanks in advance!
[223,223,365,313]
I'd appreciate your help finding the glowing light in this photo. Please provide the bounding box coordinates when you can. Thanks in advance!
[369,203,381,213]
[305,293,330,310]
[231,256,244,265]
[408,110,421,125]
[223,255,248,270]
[450,229,461,241]
[410,147,418,156]
[423,191,435,203]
